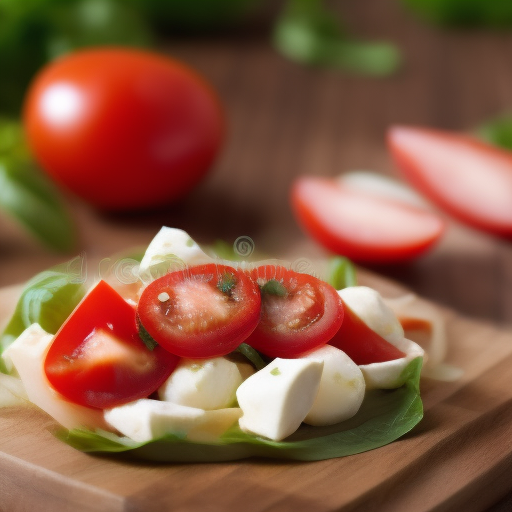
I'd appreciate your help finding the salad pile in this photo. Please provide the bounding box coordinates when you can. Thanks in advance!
[0,227,433,462]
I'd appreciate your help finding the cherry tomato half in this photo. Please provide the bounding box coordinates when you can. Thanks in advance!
[137,264,261,358]
[44,280,179,409]
[291,176,444,264]
[329,301,405,365]
[245,265,344,358]
[23,48,224,210]
[388,126,512,237]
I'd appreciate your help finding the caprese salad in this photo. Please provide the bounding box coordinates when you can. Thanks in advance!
[0,227,432,462]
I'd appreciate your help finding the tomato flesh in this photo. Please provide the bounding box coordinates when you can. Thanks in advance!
[44,280,179,409]
[246,265,344,358]
[388,126,512,237]
[137,264,261,358]
[329,302,406,365]
[291,176,444,263]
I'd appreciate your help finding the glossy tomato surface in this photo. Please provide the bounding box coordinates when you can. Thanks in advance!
[23,48,224,210]
[388,126,512,237]
[44,280,179,409]
[137,264,261,358]
[245,265,344,358]
[329,301,405,365]
[291,176,445,263]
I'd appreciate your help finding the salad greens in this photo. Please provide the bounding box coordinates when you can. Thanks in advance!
[273,0,401,76]
[401,0,512,28]
[0,264,85,372]
[0,118,76,252]
[326,256,357,290]
[56,357,422,462]
[477,114,512,151]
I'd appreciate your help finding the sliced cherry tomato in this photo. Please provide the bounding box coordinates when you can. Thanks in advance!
[245,265,344,358]
[291,176,445,263]
[137,264,261,358]
[329,301,406,365]
[388,125,512,237]
[44,280,179,409]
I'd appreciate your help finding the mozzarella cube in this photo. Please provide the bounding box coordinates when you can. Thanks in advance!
[301,345,365,426]
[236,358,323,441]
[2,324,106,430]
[104,399,242,443]
[138,227,212,281]
[158,357,254,410]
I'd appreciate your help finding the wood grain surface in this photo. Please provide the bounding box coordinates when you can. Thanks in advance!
[1,272,512,512]
[1,0,512,510]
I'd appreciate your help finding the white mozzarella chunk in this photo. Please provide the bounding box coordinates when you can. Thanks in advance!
[158,357,254,410]
[338,171,430,209]
[2,324,106,430]
[338,287,425,389]
[339,286,406,348]
[236,358,323,441]
[0,373,28,407]
[104,399,242,443]
[301,345,365,426]
[138,227,212,279]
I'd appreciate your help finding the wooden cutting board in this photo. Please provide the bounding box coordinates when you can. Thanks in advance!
[1,272,512,512]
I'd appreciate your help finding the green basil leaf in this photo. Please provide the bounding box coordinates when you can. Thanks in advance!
[273,0,401,76]
[0,156,77,252]
[0,262,86,371]
[57,357,423,462]
[401,0,512,28]
[209,239,242,261]
[326,256,357,290]
[234,343,269,371]
[44,0,153,60]
[477,115,512,151]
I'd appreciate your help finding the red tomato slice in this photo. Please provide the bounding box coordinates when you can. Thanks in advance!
[329,302,406,365]
[137,264,261,358]
[245,265,344,358]
[44,280,179,409]
[388,126,512,237]
[291,176,445,263]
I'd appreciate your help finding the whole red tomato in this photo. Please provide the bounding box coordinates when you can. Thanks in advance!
[23,48,224,210]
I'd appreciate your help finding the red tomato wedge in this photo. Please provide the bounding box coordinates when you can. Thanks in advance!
[137,264,261,358]
[245,265,344,358]
[329,302,406,365]
[291,176,445,263]
[388,126,512,237]
[44,280,179,409]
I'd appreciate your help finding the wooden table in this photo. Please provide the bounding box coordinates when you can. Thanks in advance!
[1,0,512,509]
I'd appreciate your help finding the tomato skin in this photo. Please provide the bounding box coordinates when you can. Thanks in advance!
[137,264,261,359]
[44,280,179,409]
[329,301,406,365]
[245,265,344,359]
[388,126,512,237]
[291,176,445,263]
[23,48,224,210]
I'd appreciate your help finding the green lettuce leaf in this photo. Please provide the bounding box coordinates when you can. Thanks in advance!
[0,261,86,372]
[273,0,401,76]
[326,256,357,290]
[57,357,423,462]
[477,114,512,151]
